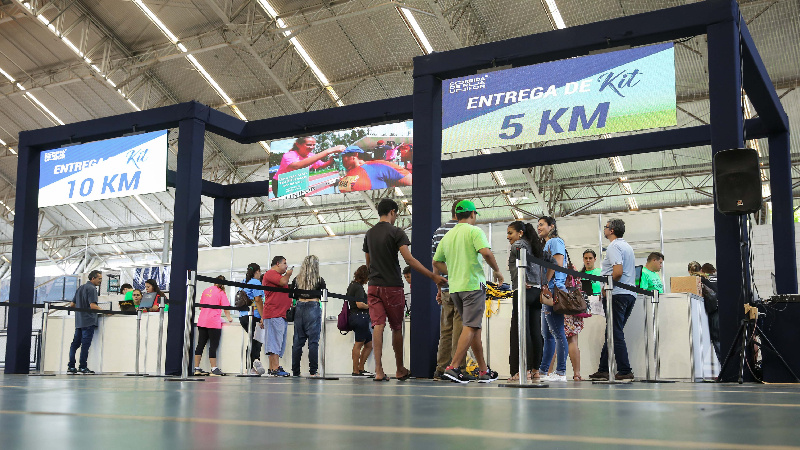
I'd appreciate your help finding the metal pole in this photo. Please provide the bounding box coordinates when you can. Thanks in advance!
[146,295,167,377]
[240,319,246,375]
[517,252,528,385]
[30,303,55,376]
[643,294,651,381]
[98,314,105,374]
[58,314,65,374]
[143,312,150,373]
[166,271,203,381]
[126,309,147,376]
[320,290,327,377]
[688,296,696,382]
[593,276,623,384]
[236,303,259,377]
[641,290,673,383]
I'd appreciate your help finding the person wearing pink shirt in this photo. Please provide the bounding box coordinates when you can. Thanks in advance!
[194,276,233,376]
[271,136,345,198]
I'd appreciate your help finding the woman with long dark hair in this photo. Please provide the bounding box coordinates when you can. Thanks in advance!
[144,279,167,313]
[506,221,547,382]
[240,263,265,375]
[348,265,373,377]
[290,255,327,377]
[537,216,569,382]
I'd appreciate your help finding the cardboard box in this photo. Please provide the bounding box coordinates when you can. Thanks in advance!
[670,276,702,295]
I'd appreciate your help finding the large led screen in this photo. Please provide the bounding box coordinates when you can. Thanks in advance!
[39,130,168,208]
[269,121,413,199]
[442,43,676,154]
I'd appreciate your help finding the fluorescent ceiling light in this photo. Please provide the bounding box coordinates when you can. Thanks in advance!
[69,204,98,229]
[0,138,5,146]
[543,0,567,29]
[0,67,14,82]
[134,194,163,224]
[8,148,15,154]
[256,0,344,106]
[0,200,14,215]
[399,8,433,54]
[25,92,65,125]
[133,0,179,43]
[322,225,335,236]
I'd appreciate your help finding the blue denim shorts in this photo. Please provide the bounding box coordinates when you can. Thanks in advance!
[265,317,288,357]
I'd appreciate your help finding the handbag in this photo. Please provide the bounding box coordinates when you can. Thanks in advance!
[234,289,252,310]
[337,301,351,334]
[552,285,589,316]
[285,304,296,322]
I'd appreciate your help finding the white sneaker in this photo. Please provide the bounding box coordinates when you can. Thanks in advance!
[253,359,266,375]
[248,368,261,376]
[541,373,567,382]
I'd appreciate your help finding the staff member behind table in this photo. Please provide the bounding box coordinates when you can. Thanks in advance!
[119,283,135,311]
[691,261,721,358]
[640,252,665,294]
[131,289,143,307]
[67,270,103,375]
[194,276,233,376]
[271,136,344,198]
[348,265,374,377]
[144,279,168,313]
[590,218,637,382]
[338,146,412,192]
[581,250,602,295]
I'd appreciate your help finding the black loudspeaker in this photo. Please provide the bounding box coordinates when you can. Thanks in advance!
[713,148,763,215]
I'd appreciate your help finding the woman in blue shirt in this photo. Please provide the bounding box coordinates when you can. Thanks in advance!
[537,216,569,382]
[239,263,265,375]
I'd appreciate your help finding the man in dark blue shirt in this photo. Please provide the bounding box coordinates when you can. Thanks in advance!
[68,270,103,374]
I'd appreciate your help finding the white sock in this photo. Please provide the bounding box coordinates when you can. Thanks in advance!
[212,367,218,371]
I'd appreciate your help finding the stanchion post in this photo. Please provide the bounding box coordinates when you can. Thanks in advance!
[640,290,673,383]
[146,296,170,377]
[126,310,148,376]
[166,271,204,382]
[643,294,651,381]
[593,276,623,384]
[236,302,260,377]
[30,303,55,376]
[311,289,338,380]
[499,251,547,389]
[688,297,696,382]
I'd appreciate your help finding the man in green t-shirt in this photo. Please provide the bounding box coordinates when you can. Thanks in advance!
[433,200,503,384]
[639,252,665,294]
[582,249,602,295]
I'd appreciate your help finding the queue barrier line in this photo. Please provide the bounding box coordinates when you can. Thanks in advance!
[526,254,654,297]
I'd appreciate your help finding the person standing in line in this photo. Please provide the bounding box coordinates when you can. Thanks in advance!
[433,200,503,384]
[240,263,266,376]
[698,262,721,359]
[290,255,327,377]
[640,252,665,294]
[261,256,293,377]
[564,259,585,381]
[581,250,603,296]
[537,216,569,383]
[348,265,374,377]
[194,276,233,376]
[364,198,446,382]
[67,270,103,375]
[589,219,637,382]
[432,202,464,380]
[506,221,546,382]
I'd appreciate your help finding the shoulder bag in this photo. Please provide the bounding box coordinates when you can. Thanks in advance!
[234,288,252,310]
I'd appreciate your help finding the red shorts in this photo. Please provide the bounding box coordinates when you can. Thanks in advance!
[367,286,405,331]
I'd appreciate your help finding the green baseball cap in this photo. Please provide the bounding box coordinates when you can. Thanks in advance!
[455,200,478,215]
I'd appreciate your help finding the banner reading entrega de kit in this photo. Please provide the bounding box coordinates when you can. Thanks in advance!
[38,130,168,208]
[441,43,676,154]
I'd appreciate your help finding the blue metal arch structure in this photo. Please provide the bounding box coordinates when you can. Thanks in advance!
[5,0,796,381]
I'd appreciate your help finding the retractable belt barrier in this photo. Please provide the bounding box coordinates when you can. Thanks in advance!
[0,301,137,315]
[193,274,363,304]
[526,255,654,297]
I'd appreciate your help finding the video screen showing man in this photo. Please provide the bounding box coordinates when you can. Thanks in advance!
[338,145,412,192]
[271,136,344,198]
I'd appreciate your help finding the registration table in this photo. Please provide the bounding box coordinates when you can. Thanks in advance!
[42,293,717,379]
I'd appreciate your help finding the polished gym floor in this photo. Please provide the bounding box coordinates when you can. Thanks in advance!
[0,374,798,450]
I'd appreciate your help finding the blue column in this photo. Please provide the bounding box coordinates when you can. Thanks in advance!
[409,74,443,378]
[707,17,747,380]
[212,197,231,247]
[165,118,206,375]
[4,138,39,374]
[768,131,797,293]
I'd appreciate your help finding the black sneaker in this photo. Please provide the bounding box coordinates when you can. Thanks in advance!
[478,368,499,383]
[589,371,609,381]
[443,367,470,384]
[66,367,78,375]
[462,369,478,382]
[210,368,225,376]
[79,367,95,375]
[194,368,209,376]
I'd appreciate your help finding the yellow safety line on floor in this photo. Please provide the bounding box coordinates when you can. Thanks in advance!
[0,409,796,450]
